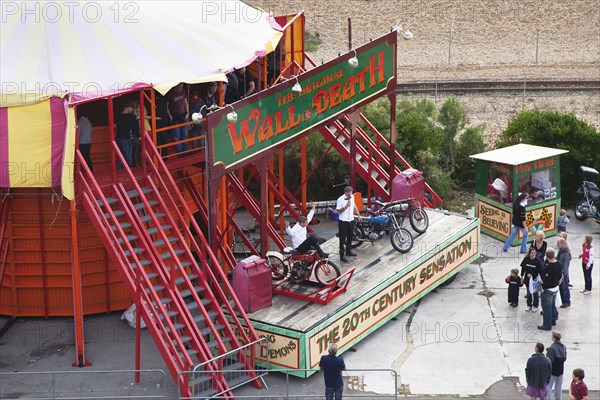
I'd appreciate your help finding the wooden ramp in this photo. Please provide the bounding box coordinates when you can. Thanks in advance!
[233,210,480,376]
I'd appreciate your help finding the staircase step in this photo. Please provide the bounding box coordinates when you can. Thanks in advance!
[126,187,152,198]
[223,361,244,371]
[146,271,158,279]
[144,284,165,294]
[158,309,178,319]
[175,274,198,286]
[206,336,231,349]
[164,321,183,333]
[160,248,185,260]
[185,297,211,312]
[153,237,178,247]
[226,374,253,389]
[180,285,205,299]
[111,222,132,231]
[188,374,211,394]
[172,335,192,347]
[97,196,118,207]
[147,224,172,235]
[177,346,198,359]
[130,259,151,269]
[104,209,125,219]
[141,213,165,223]
[200,324,223,336]
[117,234,138,245]
[151,297,172,308]
[133,200,158,211]
[193,310,217,324]
[123,247,145,257]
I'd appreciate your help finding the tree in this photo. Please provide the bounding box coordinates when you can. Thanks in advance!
[454,125,486,186]
[497,110,600,204]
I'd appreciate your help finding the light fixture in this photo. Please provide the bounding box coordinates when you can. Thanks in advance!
[403,30,413,40]
[226,105,238,123]
[191,112,203,124]
[392,22,414,40]
[291,76,302,93]
[348,49,359,68]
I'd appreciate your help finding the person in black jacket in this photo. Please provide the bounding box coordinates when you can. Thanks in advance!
[546,331,567,400]
[505,268,523,307]
[521,247,543,312]
[503,193,530,253]
[115,102,140,168]
[539,248,562,331]
[526,342,552,400]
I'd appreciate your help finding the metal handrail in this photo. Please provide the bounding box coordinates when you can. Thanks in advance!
[0,369,167,399]
[177,337,270,398]
[178,368,398,400]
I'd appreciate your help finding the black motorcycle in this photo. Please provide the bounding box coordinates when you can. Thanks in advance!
[575,166,600,223]
[350,202,414,253]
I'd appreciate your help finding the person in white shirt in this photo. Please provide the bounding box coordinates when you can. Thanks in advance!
[285,202,329,258]
[336,186,361,263]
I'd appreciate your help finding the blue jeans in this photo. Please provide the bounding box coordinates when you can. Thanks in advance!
[503,225,528,252]
[548,374,564,400]
[559,274,570,305]
[171,114,189,154]
[541,289,558,329]
[116,137,132,169]
[325,386,343,400]
[526,285,539,308]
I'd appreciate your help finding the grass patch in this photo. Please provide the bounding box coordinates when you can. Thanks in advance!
[305,31,322,52]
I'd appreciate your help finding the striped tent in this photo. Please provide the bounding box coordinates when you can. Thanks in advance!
[0,0,282,198]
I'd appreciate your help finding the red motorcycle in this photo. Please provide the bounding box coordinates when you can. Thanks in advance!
[266,248,341,285]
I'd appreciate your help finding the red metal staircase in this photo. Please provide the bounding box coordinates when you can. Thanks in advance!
[75,139,262,398]
[319,113,443,208]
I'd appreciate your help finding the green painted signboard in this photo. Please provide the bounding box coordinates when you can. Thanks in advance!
[209,35,396,171]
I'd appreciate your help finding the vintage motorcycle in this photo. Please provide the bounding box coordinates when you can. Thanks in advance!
[361,198,429,234]
[350,201,414,253]
[266,248,341,285]
[575,166,600,223]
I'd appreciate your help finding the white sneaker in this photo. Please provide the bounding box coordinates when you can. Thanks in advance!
[525,307,531,312]
[531,307,538,312]
[580,289,586,293]
[583,290,591,295]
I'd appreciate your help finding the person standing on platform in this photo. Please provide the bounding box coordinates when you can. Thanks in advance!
[503,193,529,253]
[77,115,93,171]
[547,331,567,400]
[336,186,361,263]
[284,201,329,258]
[525,342,552,400]
[115,102,139,169]
[319,344,346,400]
[166,82,189,154]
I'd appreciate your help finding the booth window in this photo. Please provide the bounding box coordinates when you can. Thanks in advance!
[486,170,512,204]
[518,168,558,204]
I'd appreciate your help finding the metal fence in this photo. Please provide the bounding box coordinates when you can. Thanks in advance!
[0,369,167,400]
[179,368,399,400]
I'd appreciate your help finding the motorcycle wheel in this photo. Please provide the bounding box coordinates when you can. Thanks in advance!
[390,228,414,253]
[350,223,365,249]
[314,259,341,285]
[409,207,429,233]
[267,255,288,280]
[575,200,589,221]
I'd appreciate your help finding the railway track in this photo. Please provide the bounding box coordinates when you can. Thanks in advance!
[397,80,600,95]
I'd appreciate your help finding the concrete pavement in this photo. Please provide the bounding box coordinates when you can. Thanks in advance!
[0,209,598,399]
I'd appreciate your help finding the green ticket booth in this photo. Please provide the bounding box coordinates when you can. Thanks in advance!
[470,144,568,245]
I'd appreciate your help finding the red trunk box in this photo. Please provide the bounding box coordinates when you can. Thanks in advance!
[232,255,272,313]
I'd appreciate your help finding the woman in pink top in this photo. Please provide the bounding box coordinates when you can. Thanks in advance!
[578,236,594,294]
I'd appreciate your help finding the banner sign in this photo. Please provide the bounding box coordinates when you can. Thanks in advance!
[307,226,479,367]
[209,34,396,171]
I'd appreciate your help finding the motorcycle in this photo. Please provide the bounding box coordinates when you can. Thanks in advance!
[351,201,414,253]
[575,166,600,223]
[266,248,341,285]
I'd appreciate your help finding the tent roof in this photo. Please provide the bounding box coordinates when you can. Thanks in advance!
[469,144,569,165]
[0,1,282,106]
